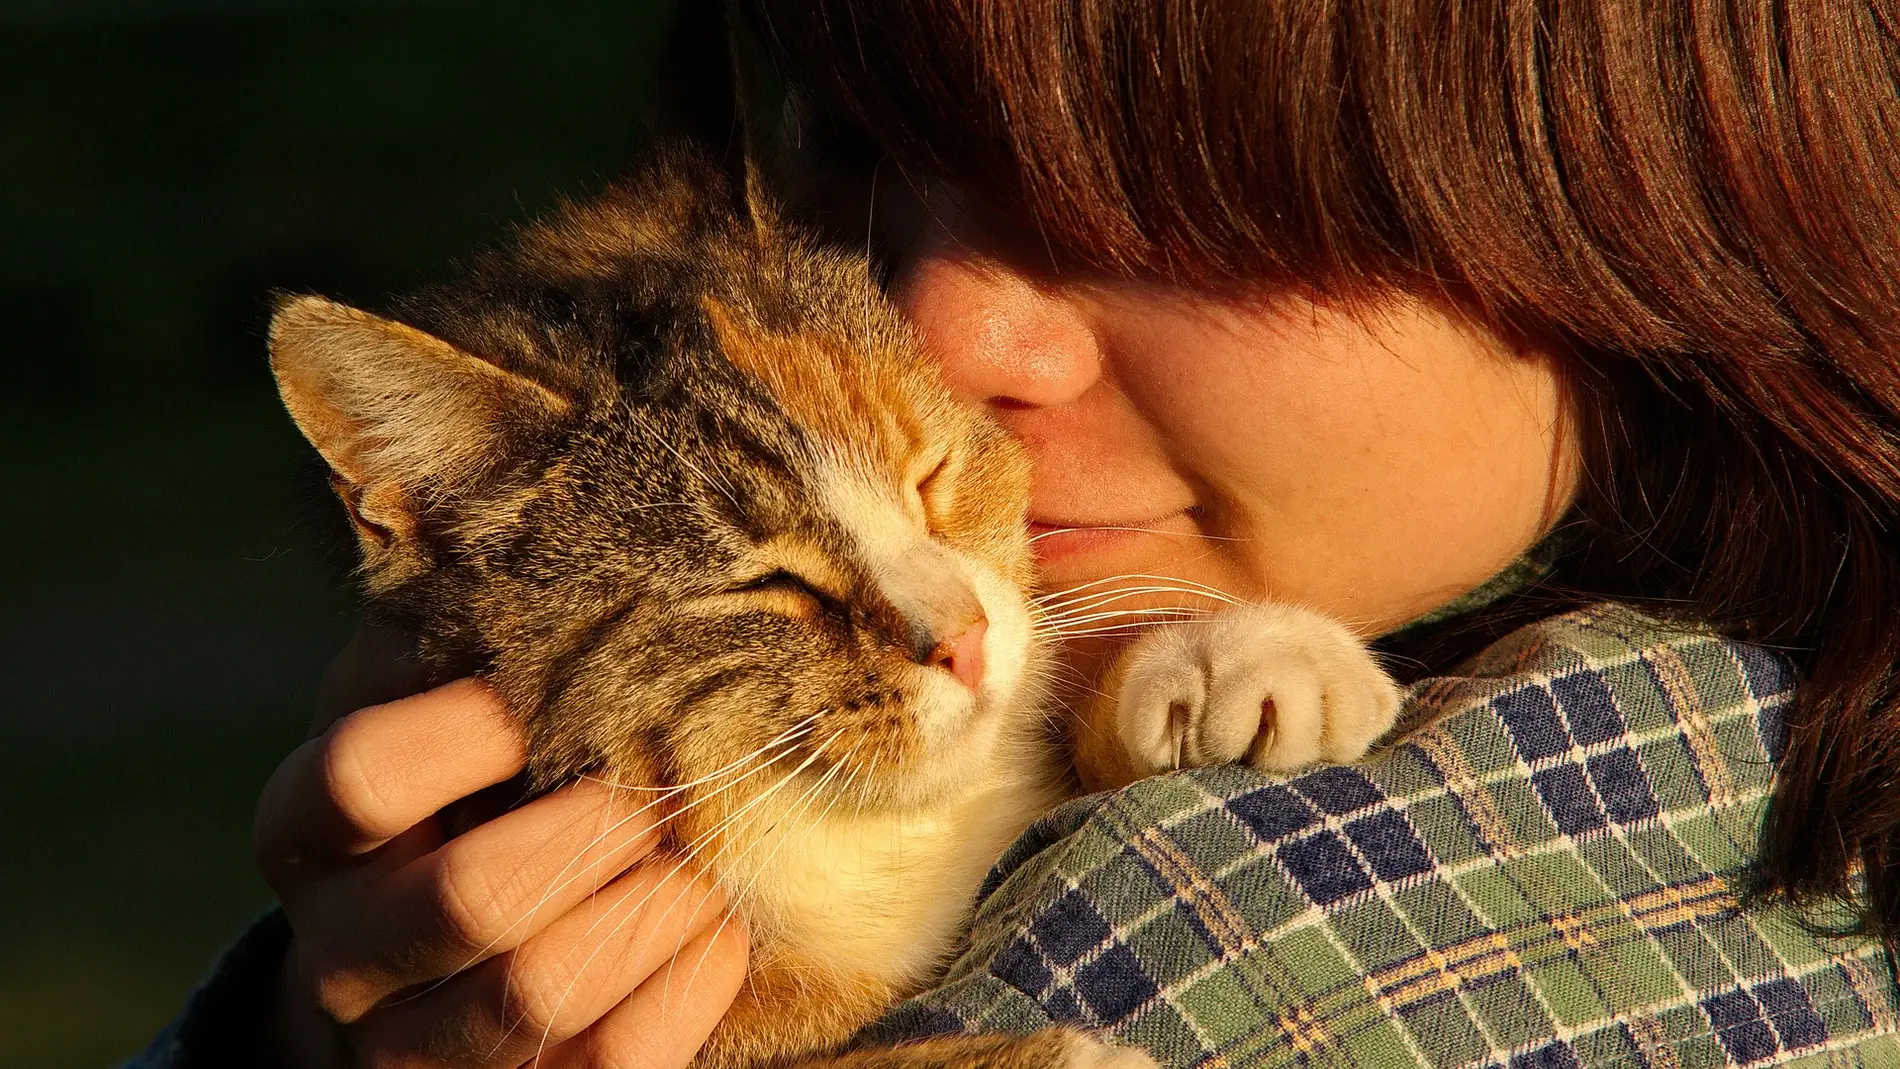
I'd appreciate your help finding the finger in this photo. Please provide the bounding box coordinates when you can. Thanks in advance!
[255,678,526,887]
[314,617,432,735]
[303,778,665,1019]
[544,919,749,1069]
[351,864,727,1068]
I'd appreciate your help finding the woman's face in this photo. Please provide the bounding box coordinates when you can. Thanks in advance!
[891,198,1580,644]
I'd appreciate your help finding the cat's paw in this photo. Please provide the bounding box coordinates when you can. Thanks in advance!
[1053,1031,1159,1069]
[1113,603,1401,775]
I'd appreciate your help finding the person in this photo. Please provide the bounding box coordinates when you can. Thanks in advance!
[131,1,1900,1067]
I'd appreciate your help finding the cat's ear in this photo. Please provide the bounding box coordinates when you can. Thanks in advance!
[268,294,567,547]
[649,0,782,229]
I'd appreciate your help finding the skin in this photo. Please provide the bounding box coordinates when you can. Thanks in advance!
[254,193,1579,1067]
[893,195,1580,657]
[258,625,750,1069]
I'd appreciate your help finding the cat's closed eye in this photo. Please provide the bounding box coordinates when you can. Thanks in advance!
[911,455,950,531]
[732,569,811,595]
[728,569,842,617]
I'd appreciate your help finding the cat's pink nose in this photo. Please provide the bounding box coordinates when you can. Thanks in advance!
[924,617,988,690]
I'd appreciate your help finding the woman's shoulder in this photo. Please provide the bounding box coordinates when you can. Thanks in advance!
[1416,601,1795,740]
[1388,600,1795,849]
[874,603,1899,1069]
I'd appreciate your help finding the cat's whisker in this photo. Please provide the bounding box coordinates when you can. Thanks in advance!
[493,729,813,927]
[1041,592,1216,618]
[1036,612,1201,637]
[1034,582,1229,608]
[1035,674,1124,709]
[1032,572,1245,607]
[497,732,827,1055]
[1039,621,1198,642]
[492,746,811,1065]
[560,735,833,957]
[1033,583,1240,618]
[386,769,728,1010]
[670,736,868,1013]
[572,718,827,851]
[1037,622,1189,639]
[625,406,746,515]
[1036,587,1244,617]
[1041,607,1200,630]
[1039,621,1201,642]
[724,736,859,868]
[665,894,753,1022]
[1052,611,1240,631]
[486,716,825,955]
[578,714,823,793]
[524,736,836,1064]
[1025,524,1252,544]
[1039,597,1215,617]
[665,741,871,1020]
[649,736,865,1016]
[733,736,862,869]
[1038,607,1208,630]
[1035,598,1208,627]
[1030,571,1179,600]
[1048,614,1249,639]
[709,738,864,942]
[860,153,885,355]
[674,897,745,1014]
[1025,657,1109,687]
[856,739,883,818]
[1030,571,1170,602]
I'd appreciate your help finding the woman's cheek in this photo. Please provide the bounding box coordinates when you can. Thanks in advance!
[1102,294,1577,632]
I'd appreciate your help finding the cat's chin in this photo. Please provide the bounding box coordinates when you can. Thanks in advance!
[879,686,1048,813]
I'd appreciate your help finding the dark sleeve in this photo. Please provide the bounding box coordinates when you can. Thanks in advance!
[119,910,291,1069]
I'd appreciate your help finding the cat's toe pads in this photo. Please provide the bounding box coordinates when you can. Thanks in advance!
[1116,603,1401,775]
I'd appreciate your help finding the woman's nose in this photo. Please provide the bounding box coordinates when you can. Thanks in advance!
[894,241,1104,411]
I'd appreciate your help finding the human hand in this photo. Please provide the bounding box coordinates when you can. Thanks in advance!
[254,621,748,1068]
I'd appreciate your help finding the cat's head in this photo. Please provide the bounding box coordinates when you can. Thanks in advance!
[269,149,1041,815]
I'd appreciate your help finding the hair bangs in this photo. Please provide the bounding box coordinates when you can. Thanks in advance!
[750,1,1897,360]
[746,2,1405,291]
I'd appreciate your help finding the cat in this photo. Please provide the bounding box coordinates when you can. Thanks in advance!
[269,143,1400,1069]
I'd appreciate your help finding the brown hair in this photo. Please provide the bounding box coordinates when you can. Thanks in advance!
[738,0,1900,945]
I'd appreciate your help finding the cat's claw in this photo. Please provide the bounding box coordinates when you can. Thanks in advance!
[1114,603,1402,774]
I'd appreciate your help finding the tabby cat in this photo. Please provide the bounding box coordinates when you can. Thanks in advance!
[269,144,1399,1069]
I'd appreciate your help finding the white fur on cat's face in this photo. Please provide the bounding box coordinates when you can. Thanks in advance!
[816,456,1041,807]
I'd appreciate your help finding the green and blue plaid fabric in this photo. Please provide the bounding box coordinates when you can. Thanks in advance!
[868,603,1900,1069]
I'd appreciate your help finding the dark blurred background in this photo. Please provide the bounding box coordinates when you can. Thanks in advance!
[0,1,672,1063]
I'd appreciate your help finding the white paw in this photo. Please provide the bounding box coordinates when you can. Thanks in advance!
[1114,603,1401,775]
[1057,1031,1160,1069]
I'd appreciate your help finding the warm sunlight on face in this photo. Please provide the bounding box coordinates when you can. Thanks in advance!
[892,201,1580,662]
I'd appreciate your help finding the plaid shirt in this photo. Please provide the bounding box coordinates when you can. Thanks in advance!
[866,603,1900,1069]
[131,604,1898,1069]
